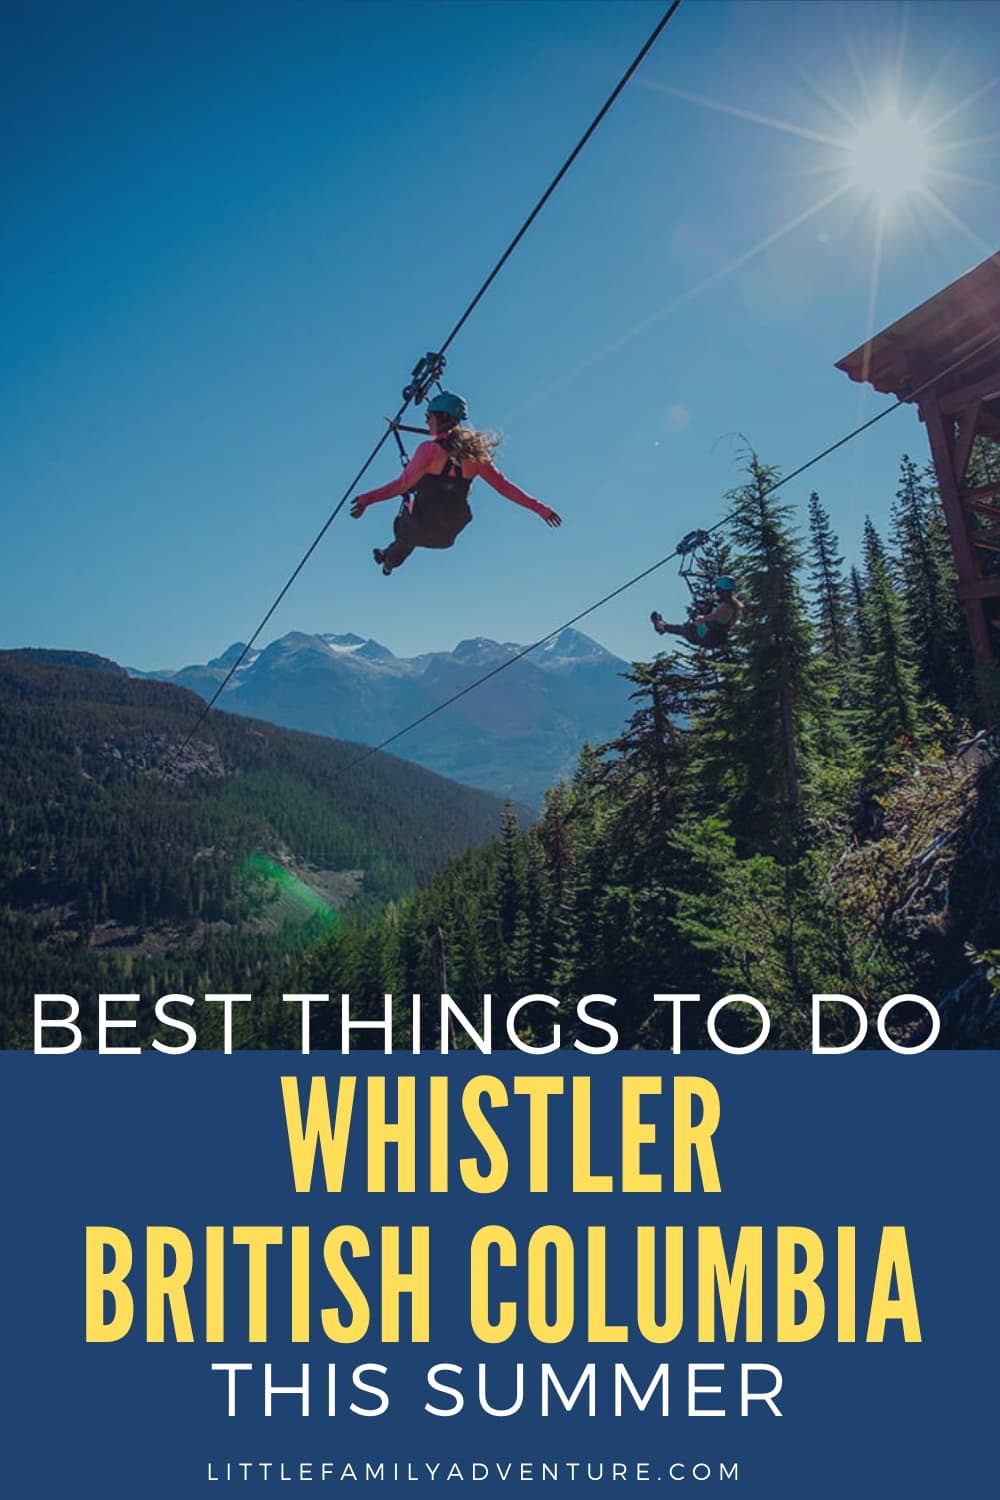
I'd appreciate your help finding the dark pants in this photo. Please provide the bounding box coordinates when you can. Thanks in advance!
[658,619,727,648]
[380,506,472,569]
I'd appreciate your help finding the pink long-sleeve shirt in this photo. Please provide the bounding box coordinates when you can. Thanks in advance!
[355,440,547,514]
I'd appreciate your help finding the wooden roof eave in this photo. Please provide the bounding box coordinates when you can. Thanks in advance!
[836,252,1000,404]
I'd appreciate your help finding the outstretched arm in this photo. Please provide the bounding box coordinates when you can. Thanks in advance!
[350,442,437,516]
[476,463,561,526]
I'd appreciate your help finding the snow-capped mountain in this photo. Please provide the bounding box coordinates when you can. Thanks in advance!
[138,628,633,805]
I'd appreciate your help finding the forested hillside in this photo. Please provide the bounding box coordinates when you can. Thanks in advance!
[287,452,1000,1051]
[0,653,506,1044]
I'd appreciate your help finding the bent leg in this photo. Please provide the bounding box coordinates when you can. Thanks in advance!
[651,612,689,638]
[383,509,471,567]
[380,511,423,570]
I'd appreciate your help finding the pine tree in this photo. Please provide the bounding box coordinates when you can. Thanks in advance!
[538,785,574,911]
[494,802,527,953]
[919,460,978,703]
[598,656,691,833]
[856,517,921,765]
[708,453,820,854]
[890,455,969,711]
[807,492,851,661]
[848,564,873,661]
[550,747,616,998]
[804,491,856,775]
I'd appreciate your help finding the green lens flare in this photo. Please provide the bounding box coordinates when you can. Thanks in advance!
[239,854,339,930]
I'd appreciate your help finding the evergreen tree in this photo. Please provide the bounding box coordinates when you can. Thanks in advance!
[486,802,535,1018]
[707,454,820,854]
[598,656,691,833]
[848,564,873,665]
[856,517,921,766]
[807,491,851,661]
[538,785,574,911]
[494,802,526,952]
[805,492,856,774]
[890,455,970,711]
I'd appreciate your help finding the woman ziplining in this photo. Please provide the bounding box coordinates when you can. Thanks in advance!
[651,574,743,647]
[349,391,561,575]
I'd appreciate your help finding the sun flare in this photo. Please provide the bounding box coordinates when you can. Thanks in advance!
[845,109,929,210]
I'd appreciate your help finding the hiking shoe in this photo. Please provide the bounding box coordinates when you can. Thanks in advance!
[650,611,667,635]
[373,548,392,576]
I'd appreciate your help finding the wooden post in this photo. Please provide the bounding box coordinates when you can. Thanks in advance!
[919,389,995,665]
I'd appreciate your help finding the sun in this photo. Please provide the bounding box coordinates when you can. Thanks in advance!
[844,108,929,211]
[512,53,996,412]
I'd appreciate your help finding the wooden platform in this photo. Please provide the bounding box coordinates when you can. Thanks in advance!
[837,252,1000,665]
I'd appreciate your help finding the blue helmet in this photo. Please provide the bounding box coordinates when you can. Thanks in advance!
[426,391,468,422]
[714,575,737,592]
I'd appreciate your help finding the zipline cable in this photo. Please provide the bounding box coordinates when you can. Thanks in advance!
[334,329,1000,780]
[433,0,684,361]
[168,3,685,766]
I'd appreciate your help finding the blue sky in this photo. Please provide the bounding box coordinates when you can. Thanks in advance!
[3,0,998,670]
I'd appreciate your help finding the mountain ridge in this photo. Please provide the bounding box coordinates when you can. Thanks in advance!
[135,627,633,804]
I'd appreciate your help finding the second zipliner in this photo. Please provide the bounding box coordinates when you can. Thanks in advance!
[651,576,743,647]
[650,529,743,649]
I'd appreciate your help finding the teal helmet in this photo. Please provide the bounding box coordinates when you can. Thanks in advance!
[426,391,468,422]
[714,575,736,592]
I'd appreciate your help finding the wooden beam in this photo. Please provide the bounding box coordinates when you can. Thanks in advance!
[938,371,1000,412]
[962,482,1000,506]
[972,527,1000,552]
[922,390,982,581]
[956,576,1000,602]
[922,389,994,664]
[966,498,1000,523]
[953,399,983,486]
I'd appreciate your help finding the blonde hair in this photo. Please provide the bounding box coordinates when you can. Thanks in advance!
[439,420,501,465]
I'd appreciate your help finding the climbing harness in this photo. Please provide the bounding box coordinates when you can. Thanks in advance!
[386,365,472,534]
[649,529,739,648]
[385,425,420,528]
